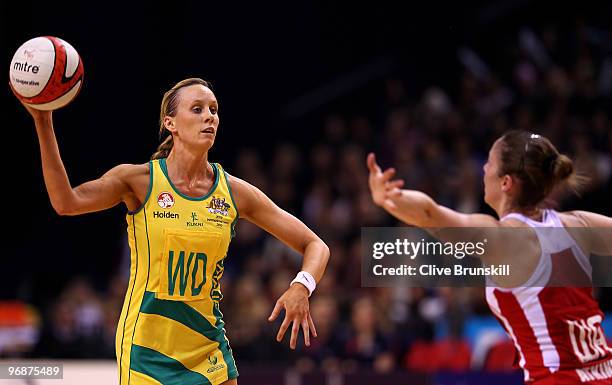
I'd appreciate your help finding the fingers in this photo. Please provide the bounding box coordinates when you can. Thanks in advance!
[308,313,317,338]
[301,318,310,347]
[277,312,316,349]
[385,187,403,200]
[367,153,380,173]
[290,319,300,350]
[276,316,291,343]
[271,294,316,349]
[381,167,396,181]
[268,301,282,322]
[385,179,404,190]
[387,187,403,198]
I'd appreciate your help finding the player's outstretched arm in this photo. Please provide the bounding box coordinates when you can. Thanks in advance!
[228,173,330,349]
[367,153,498,228]
[15,96,140,215]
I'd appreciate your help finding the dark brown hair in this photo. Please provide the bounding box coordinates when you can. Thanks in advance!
[151,78,213,160]
[498,130,583,208]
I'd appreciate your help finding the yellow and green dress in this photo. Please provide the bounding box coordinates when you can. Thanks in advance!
[116,158,239,385]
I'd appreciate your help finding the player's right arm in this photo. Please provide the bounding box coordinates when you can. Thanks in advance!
[367,153,499,228]
[366,153,529,270]
[23,104,143,215]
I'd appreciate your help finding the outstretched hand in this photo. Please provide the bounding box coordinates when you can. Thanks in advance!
[268,283,317,350]
[366,153,405,210]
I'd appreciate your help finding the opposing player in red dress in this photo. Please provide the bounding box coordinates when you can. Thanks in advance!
[368,130,612,384]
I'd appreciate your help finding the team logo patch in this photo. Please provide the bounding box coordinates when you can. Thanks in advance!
[206,353,225,373]
[206,196,231,216]
[208,354,218,365]
[157,192,175,208]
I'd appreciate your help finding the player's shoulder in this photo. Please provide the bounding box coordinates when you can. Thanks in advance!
[223,172,272,216]
[224,172,265,197]
[109,162,150,176]
[104,163,150,188]
[223,172,243,187]
[224,172,251,199]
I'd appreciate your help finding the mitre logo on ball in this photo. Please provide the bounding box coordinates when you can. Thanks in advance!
[9,36,84,111]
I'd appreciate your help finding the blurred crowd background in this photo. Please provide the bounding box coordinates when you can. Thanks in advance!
[2,1,612,379]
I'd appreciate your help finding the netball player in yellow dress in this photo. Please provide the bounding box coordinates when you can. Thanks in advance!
[13,78,329,385]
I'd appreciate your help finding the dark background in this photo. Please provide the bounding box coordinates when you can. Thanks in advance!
[1,0,611,305]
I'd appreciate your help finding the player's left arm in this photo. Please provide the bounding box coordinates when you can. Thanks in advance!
[227,173,330,349]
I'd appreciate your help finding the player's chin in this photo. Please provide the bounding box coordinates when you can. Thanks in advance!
[198,136,215,150]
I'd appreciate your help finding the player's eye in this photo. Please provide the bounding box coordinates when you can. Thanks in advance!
[192,106,202,113]
[210,106,218,115]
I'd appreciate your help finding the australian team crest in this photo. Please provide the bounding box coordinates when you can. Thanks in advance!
[207,196,231,216]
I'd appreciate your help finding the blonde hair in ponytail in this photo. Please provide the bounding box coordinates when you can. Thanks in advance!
[151,78,212,160]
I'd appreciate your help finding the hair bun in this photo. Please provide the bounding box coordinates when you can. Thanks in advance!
[552,154,574,182]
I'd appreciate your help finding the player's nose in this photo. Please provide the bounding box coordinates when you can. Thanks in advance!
[203,109,215,124]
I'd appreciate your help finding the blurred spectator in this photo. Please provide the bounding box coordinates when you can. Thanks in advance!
[34,277,113,358]
[338,296,395,373]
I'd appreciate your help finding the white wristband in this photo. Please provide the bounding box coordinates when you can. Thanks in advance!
[290,271,316,297]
